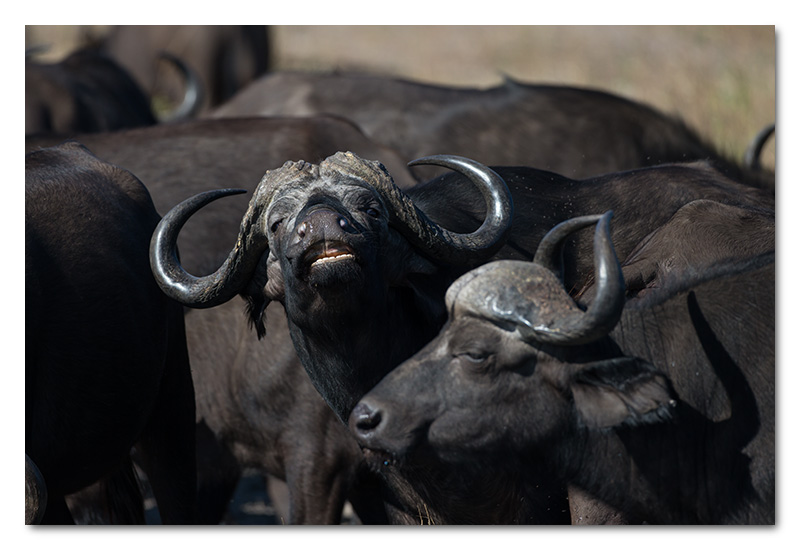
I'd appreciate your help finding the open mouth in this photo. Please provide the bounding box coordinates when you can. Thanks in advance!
[311,248,356,267]
[301,241,359,272]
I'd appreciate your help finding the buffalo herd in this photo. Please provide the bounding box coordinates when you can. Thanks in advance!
[25,26,775,525]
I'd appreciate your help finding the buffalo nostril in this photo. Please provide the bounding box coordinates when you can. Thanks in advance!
[351,401,382,433]
[297,221,307,239]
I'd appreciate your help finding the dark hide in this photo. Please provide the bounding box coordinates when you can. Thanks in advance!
[25,142,196,523]
[351,200,774,524]
[421,163,774,298]
[26,49,157,135]
[265,160,772,422]
[26,116,410,524]
[212,72,773,190]
[161,154,770,524]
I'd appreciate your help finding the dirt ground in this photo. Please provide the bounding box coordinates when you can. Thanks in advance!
[25,25,776,526]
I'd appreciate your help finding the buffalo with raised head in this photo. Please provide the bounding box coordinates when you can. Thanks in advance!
[26,116,414,524]
[212,72,774,189]
[25,48,201,135]
[350,202,774,524]
[26,142,197,523]
[151,150,772,524]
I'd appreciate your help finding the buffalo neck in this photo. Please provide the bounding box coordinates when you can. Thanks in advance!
[285,284,443,423]
[554,262,773,524]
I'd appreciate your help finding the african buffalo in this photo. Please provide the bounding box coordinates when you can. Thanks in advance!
[351,202,774,524]
[211,72,774,189]
[26,142,196,523]
[100,25,270,114]
[25,48,200,135]
[26,116,414,524]
[152,151,772,524]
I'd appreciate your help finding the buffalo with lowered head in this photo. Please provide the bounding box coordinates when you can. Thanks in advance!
[152,150,772,524]
[350,201,774,524]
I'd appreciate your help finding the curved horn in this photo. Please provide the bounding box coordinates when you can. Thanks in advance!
[743,123,775,171]
[370,154,514,265]
[527,211,625,345]
[150,188,269,308]
[25,454,47,525]
[532,214,607,283]
[156,51,204,122]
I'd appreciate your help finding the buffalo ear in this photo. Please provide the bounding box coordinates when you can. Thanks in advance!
[569,358,677,429]
[242,251,285,339]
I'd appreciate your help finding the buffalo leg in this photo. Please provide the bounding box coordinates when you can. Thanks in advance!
[135,331,197,524]
[284,461,349,524]
[195,421,242,524]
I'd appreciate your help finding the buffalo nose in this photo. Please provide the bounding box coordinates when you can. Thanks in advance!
[296,209,352,240]
[350,400,383,436]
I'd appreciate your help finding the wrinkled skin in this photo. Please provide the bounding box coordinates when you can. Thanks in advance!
[26,142,196,524]
[352,200,774,524]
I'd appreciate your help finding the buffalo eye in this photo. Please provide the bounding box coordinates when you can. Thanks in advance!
[270,219,283,233]
[454,349,495,374]
[365,207,381,219]
[462,350,488,362]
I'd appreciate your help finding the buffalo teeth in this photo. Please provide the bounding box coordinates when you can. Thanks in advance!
[312,253,355,266]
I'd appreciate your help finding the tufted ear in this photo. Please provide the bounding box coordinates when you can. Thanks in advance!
[242,250,286,339]
[568,357,678,429]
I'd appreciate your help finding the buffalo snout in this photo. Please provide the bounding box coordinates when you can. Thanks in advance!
[349,399,384,441]
[293,206,355,245]
[350,398,413,467]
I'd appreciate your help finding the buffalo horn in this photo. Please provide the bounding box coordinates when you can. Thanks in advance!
[743,122,775,172]
[149,187,266,308]
[526,211,625,345]
[532,214,607,283]
[25,454,47,525]
[156,51,204,122]
[372,154,514,265]
[151,159,319,309]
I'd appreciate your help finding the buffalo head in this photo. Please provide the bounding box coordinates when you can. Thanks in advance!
[151,152,513,420]
[349,212,676,464]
